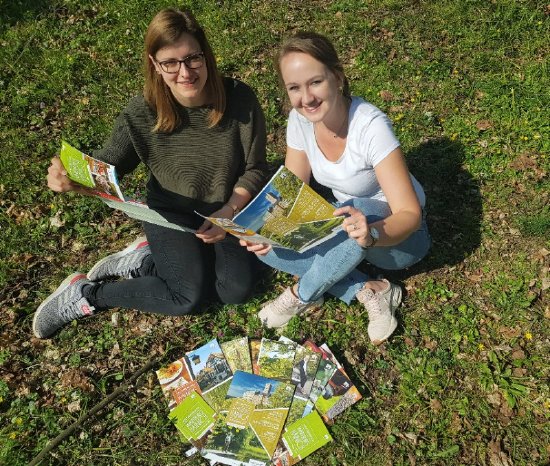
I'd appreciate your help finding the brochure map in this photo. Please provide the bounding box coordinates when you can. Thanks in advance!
[156,336,361,465]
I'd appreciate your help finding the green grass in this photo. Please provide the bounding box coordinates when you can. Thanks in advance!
[1,0,549,465]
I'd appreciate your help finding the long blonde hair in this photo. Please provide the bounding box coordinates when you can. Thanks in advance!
[143,8,225,132]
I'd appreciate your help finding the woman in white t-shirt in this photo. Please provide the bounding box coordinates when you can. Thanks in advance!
[242,32,431,345]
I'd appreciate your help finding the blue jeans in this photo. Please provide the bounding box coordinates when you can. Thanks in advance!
[258,197,431,304]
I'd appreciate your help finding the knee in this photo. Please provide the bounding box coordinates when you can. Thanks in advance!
[217,280,254,305]
[168,287,204,315]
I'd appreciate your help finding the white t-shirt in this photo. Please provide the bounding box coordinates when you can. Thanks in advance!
[286,97,425,207]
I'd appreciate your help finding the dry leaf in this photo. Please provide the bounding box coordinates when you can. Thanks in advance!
[476,120,493,131]
[379,90,394,101]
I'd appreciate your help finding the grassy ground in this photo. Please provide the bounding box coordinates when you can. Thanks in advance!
[1,0,548,465]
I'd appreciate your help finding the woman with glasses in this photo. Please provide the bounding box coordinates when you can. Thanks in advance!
[242,32,431,345]
[34,7,268,339]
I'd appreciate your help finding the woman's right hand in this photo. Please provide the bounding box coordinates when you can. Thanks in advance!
[47,157,80,192]
[239,239,272,256]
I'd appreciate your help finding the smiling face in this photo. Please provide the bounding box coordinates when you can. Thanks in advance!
[150,32,208,107]
[280,51,343,124]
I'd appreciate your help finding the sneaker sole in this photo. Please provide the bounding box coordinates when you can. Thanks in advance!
[371,285,402,346]
[33,272,87,338]
[87,236,148,281]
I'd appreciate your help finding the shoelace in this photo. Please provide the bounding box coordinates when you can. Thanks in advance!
[359,289,383,316]
[60,297,93,321]
[271,291,298,315]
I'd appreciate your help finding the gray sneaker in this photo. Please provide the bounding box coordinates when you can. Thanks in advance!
[87,236,150,281]
[258,287,323,328]
[356,279,401,345]
[33,272,95,339]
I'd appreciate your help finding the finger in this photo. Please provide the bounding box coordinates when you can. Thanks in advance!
[333,205,355,217]
[196,220,212,234]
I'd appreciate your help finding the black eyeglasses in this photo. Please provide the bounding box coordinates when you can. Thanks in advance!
[156,52,205,73]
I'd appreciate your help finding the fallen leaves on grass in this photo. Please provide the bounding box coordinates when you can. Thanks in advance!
[488,437,513,466]
[59,369,94,392]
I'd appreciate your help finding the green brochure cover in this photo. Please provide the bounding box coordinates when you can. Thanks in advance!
[282,411,332,461]
[60,140,125,199]
[168,391,216,442]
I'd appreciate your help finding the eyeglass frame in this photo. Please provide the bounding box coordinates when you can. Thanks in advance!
[155,52,205,73]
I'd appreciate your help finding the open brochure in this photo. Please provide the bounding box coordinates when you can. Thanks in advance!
[59,141,195,233]
[202,166,344,253]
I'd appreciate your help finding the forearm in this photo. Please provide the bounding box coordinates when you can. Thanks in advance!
[223,187,253,217]
[369,209,421,247]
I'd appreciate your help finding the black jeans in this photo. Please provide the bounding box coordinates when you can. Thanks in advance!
[85,221,260,316]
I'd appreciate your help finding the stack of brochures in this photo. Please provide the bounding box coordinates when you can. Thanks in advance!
[155,337,362,466]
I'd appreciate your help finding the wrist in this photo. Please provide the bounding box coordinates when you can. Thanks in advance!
[223,203,240,217]
[362,226,379,248]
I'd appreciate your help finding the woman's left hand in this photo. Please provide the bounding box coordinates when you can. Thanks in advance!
[333,205,371,249]
[195,205,233,243]
[195,220,226,243]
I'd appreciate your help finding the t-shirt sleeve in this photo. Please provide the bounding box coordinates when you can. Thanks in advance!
[363,113,401,167]
[286,110,306,151]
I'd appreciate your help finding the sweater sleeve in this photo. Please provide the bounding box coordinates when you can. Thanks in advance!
[92,98,143,178]
[234,83,268,197]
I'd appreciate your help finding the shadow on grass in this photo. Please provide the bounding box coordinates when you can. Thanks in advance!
[0,0,51,33]
[368,137,482,281]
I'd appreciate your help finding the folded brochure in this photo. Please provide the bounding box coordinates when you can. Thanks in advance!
[59,141,195,233]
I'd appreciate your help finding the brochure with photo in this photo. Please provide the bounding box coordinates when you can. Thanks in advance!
[257,339,297,382]
[60,140,124,200]
[249,339,261,375]
[185,339,233,402]
[221,337,253,374]
[314,344,362,423]
[201,371,295,466]
[203,166,344,253]
[290,344,321,399]
[156,357,201,411]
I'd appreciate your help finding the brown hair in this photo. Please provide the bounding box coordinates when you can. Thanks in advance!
[276,31,351,99]
[143,8,225,132]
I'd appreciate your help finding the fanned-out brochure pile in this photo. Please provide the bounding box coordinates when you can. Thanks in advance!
[156,337,362,465]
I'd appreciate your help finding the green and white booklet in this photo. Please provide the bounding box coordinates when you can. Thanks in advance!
[59,141,195,233]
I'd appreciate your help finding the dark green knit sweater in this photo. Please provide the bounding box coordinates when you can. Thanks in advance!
[93,78,268,221]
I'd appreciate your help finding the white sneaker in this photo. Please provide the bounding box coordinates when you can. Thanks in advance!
[356,279,401,345]
[258,287,323,328]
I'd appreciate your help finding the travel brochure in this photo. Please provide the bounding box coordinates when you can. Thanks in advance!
[61,142,343,252]
[155,336,361,465]
[59,141,195,233]
[203,166,345,253]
